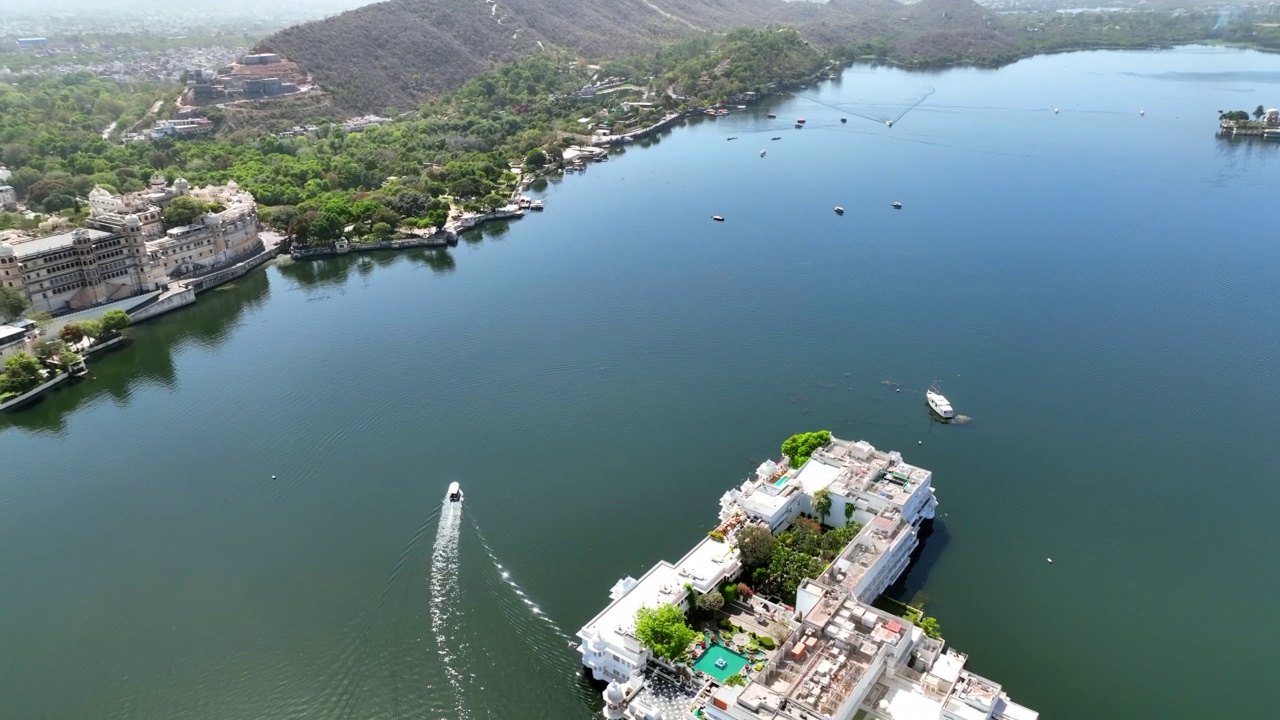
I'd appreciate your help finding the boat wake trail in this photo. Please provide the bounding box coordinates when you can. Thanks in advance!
[429,499,470,720]
[470,518,570,641]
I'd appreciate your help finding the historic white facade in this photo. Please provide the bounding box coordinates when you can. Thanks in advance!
[84,176,262,286]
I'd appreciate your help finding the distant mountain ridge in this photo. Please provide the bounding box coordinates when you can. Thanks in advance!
[262,0,1019,111]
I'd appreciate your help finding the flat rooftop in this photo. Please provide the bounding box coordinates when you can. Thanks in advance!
[580,536,739,650]
[9,228,112,258]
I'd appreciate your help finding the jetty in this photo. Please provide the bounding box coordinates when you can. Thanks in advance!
[578,435,1038,720]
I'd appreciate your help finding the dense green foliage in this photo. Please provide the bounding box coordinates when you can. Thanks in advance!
[163,196,224,229]
[101,309,131,335]
[634,603,697,662]
[781,430,831,468]
[759,521,861,603]
[0,286,29,322]
[0,352,45,397]
[647,28,828,106]
[697,591,725,612]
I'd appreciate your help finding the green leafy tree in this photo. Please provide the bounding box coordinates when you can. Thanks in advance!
[844,502,855,524]
[524,148,547,169]
[100,309,130,335]
[736,523,775,567]
[371,221,394,239]
[0,286,29,322]
[918,616,942,640]
[1,351,44,394]
[780,430,831,468]
[812,489,832,525]
[633,604,696,663]
[697,590,725,613]
[79,318,104,339]
[311,211,345,242]
[1255,105,1266,121]
[724,673,747,687]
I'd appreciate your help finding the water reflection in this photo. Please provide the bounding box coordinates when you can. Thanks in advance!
[0,270,272,434]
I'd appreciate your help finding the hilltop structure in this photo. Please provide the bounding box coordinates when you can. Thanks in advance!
[578,436,1037,720]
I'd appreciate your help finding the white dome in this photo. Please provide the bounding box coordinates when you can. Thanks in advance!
[0,241,14,259]
[174,177,190,189]
[604,682,624,705]
[89,186,111,200]
[125,214,141,228]
[226,180,239,189]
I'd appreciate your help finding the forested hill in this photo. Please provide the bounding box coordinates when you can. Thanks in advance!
[263,0,1022,112]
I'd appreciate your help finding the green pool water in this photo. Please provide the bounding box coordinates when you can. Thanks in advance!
[693,644,749,683]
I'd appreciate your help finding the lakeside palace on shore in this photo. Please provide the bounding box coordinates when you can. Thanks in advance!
[577,436,1037,720]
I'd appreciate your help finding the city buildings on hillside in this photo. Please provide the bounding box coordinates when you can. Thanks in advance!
[0,184,16,209]
[578,436,1037,720]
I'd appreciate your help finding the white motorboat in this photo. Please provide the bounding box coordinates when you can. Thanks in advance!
[447,482,463,502]
[926,389,954,419]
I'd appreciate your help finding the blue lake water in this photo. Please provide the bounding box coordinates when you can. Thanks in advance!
[1,45,1278,719]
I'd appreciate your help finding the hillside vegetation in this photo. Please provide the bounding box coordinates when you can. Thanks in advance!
[264,0,1034,112]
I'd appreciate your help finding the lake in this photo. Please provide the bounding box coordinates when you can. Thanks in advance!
[2,46,1278,719]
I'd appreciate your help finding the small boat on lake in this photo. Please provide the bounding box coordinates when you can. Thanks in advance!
[892,201,903,209]
[727,136,737,141]
[531,200,544,211]
[766,113,777,119]
[841,118,847,123]
[447,482,464,502]
[834,206,844,215]
[796,118,806,125]
[771,136,781,141]
[760,149,766,157]
[712,215,725,222]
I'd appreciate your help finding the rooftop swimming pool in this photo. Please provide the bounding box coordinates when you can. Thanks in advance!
[693,644,749,683]
[773,474,790,487]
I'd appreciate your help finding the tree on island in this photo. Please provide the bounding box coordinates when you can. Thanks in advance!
[1255,105,1266,121]
[59,322,88,344]
[634,603,696,663]
[844,502,855,524]
[100,309,130,336]
[781,430,831,468]
[0,352,44,395]
[0,286,29,323]
[736,523,776,568]
[697,590,725,613]
[812,488,832,525]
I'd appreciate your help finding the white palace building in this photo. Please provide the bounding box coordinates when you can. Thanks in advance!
[577,436,1037,720]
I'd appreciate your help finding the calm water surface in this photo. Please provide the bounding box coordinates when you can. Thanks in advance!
[3,46,1279,719]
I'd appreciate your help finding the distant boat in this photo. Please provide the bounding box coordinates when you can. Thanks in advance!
[771,136,781,141]
[712,215,725,222]
[447,482,463,503]
[795,118,806,124]
[840,117,847,123]
[766,113,777,119]
[727,136,737,141]
[926,388,954,419]
[886,120,894,127]
[834,206,844,215]
[531,200,544,211]
[760,149,766,157]
[892,201,903,209]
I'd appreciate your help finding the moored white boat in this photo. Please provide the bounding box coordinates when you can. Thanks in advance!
[926,389,954,419]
